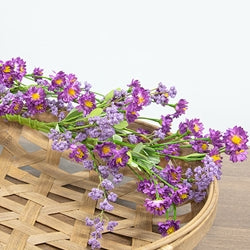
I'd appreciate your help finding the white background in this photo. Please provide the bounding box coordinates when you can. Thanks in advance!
[1,0,250,136]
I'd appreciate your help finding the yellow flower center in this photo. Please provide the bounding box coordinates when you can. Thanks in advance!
[180,193,188,200]
[231,135,242,145]
[116,157,122,164]
[35,104,43,110]
[236,149,244,155]
[55,78,63,85]
[3,66,11,73]
[211,154,221,162]
[201,143,208,151]
[167,226,176,235]
[193,124,200,133]
[138,96,144,105]
[102,146,110,155]
[20,66,24,73]
[171,172,178,180]
[164,92,169,98]
[68,88,76,96]
[31,93,40,100]
[14,104,20,110]
[84,100,93,108]
[76,148,84,158]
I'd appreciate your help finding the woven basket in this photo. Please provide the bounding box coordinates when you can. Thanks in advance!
[0,118,219,250]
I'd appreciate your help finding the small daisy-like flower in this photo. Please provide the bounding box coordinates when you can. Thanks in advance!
[49,71,66,90]
[188,118,204,137]
[229,148,248,162]
[160,164,182,185]
[58,81,81,103]
[132,86,151,107]
[173,99,188,118]
[25,86,46,105]
[144,198,171,216]
[77,91,96,115]
[69,144,88,162]
[108,147,129,169]
[158,220,180,236]
[223,126,248,152]
[95,142,116,159]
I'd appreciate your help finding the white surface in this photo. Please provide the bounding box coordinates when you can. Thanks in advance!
[1,0,250,135]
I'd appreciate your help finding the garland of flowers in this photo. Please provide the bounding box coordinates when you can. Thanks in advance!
[0,57,248,249]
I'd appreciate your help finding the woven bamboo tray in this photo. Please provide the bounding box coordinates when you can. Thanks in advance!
[0,118,219,250]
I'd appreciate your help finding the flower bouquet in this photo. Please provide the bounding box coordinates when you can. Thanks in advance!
[0,57,248,249]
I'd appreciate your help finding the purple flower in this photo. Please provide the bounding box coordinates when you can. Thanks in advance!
[128,79,140,88]
[88,238,101,249]
[173,99,188,118]
[188,118,204,137]
[172,184,189,204]
[99,199,114,211]
[69,144,88,162]
[112,173,123,184]
[128,134,138,144]
[48,129,72,151]
[24,86,46,105]
[108,147,129,169]
[158,220,180,236]
[76,91,96,115]
[189,155,222,202]
[162,144,180,161]
[13,57,26,81]
[32,67,43,81]
[107,221,118,231]
[105,105,124,125]
[98,165,110,178]
[160,164,182,185]
[83,160,94,170]
[107,192,118,202]
[190,139,209,153]
[85,217,94,226]
[208,147,223,165]
[152,83,176,106]
[161,114,173,134]
[101,179,114,191]
[223,126,248,152]
[132,86,151,108]
[58,81,81,103]
[144,198,171,216]
[88,188,104,200]
[229,148,248,162]
[125,103,140,123]
[137,179,157,199]
[208,128,224,148]
[49,71,66,90]
[83,81,92,91]
[95,142,116,159]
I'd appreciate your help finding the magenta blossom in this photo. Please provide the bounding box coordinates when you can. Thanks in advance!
[158,220,180,236]
[69,144,88,162]
[76,91,96,115]
[144,198,171,216]
[95,142,116,159]
[223,126,248,152]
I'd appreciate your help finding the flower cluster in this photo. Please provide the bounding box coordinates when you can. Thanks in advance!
[0,57,248,249]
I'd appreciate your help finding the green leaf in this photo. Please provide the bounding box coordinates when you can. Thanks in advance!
[132,142,145,153]
[63,108,82,122]
[112,134,123,142]
[88,108,103,118]
[104,90,114,102]
[114,120,128,129]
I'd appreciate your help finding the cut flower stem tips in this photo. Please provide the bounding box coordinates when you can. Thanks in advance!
[0,57,248,249]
